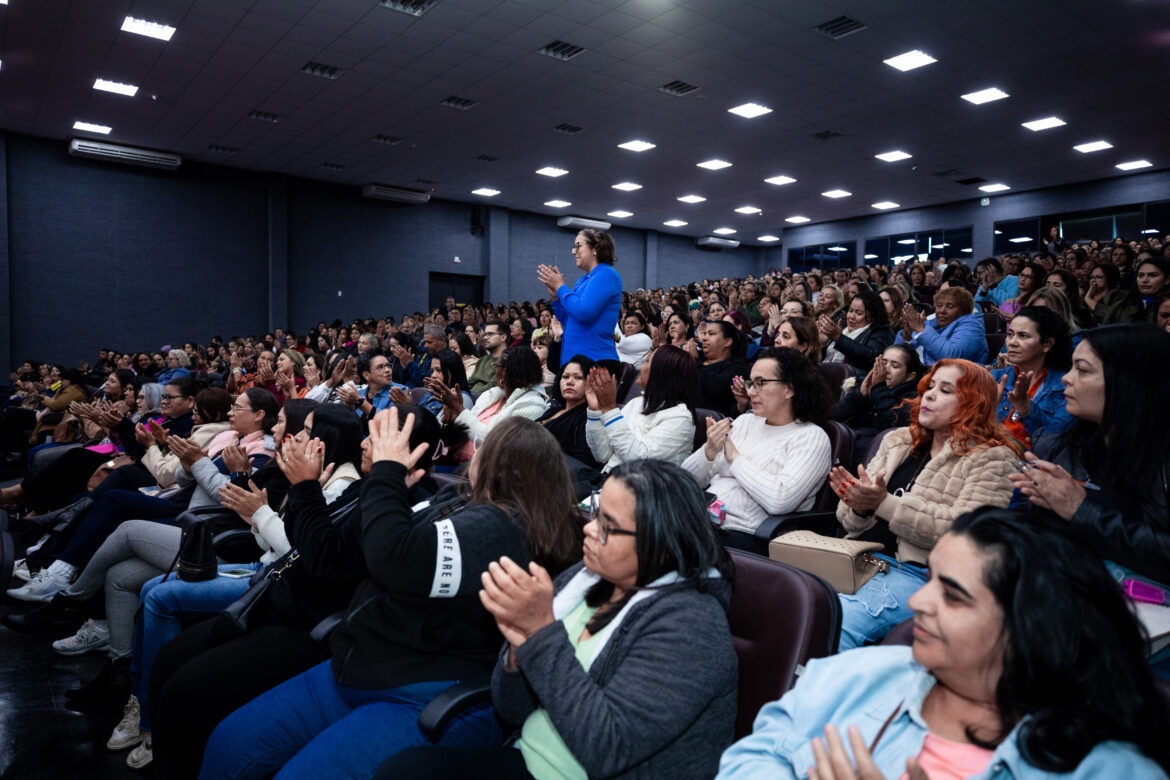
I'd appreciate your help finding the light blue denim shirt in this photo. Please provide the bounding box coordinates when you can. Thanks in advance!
[717,646,1165,780]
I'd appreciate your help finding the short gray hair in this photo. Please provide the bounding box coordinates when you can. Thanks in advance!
[422,324,446,340]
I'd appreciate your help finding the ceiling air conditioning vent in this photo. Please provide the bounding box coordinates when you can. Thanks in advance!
[538,40,585,61]
[557,216,611,231]
[361,184,431,204]
[319,162,347,171]
[554,123,583,135]
[302,61,342,80]
[379,0,436,17]
[697,236,740,250]
[659,80,699,97]
[68,139,182,170]
[813,129,843,140]
[440,95,478,111]
[814,16,867,40]
[415,178,436,185]
[371,135,404,145]
[931,169,959,178]
[476,154,498,162]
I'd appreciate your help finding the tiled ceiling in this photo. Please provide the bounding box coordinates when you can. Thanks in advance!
[1,0,1169,244]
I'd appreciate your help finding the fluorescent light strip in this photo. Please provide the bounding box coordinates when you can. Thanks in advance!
[73,121,112,134]
[961,248,973,252]
[785,216,810,224]
[875,150,911,162]
[544,200,571,208]
[979,183,1010,193]
[764,175,796,186]
[735,206,761,214]
[1022,116,1065,131]
[121,16,176,41]
[727,102,771,118]
[607,210,633,218]
[826,246,848,252]
[94,78,139,96]
[1116,159,1151,170]
[1009,237,1033,243]
[1140,228,1159,234]
[611,182,642,191]
[663,220,687,227]
[757,235,780,242]
[1074,140,1112,153]
[897,239,917,245]
[617,140,655,152]
[961,87,1009,105]
[712,228,737,235]
[872,201,900,210]
[883,50,936,71]
[677,195,706,204]
[535,166,568,177]
[821,189,851,198]
[864,254,878,259]
[697,159,732,170]
[471,188,500,196]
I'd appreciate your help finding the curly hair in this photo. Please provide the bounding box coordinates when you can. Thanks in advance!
[759,347,832,427]
[907,359,1020,455]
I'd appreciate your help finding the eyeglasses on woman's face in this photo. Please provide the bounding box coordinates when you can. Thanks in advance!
[743,377,785,392]
[589,491,637,545]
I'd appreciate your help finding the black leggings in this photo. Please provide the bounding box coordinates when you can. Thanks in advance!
[374,746,533,780]
[149,618,329,780]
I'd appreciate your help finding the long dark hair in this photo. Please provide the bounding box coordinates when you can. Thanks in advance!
[1075,324,1170,485]
[949,507,1170,772]
[551,355,596,406]
[432,348,470,392]
[243,387,281,434]
[641,346,698,415]
[585,460,734,634]
[1012,306,1073,371]
[471,417,582,574]
[308,402,363,471]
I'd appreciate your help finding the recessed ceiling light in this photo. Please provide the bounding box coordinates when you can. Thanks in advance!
[826,246,848,252]
[757,235,780,242]
[961,248,973,252]
[1009,236,1033,243]
[821,189,851,198]
[713,228,737,235]
[607,210,633,218]
[677,195,706,204]
[544,200,571,208]
[663,220,687,227]
[961,87,1009,105]
[994,230,1003,234]
[617,140,655,152]
[611,182,642,191]
[864,253,878,259]
[697,159,732,170]
[93,79,139,97]
[883,50,936,71]
[764,175,797,186]
[1022,116,1066,131]
[1116,159,1152,171]
[471,187,500,196]
[872,201,900,210]
[979,183,1011,192]
[535,166,568,177]
[897,238,917,245]
[727,102,772,119]
[121,16,176,41]
[735,206,762,214]
[935,242,949,248]
[73,121,112,134]
[1074,140,1113,153]
[875,150,911,162]
[1141,228,1159,234]
[785,216,810,224]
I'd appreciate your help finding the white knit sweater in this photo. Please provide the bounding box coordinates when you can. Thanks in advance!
[682,416,831,535]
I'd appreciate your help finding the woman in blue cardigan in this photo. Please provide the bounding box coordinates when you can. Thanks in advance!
[538,229,622,368]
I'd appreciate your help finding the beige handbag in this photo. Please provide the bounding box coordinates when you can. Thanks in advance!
[768,530,889,594]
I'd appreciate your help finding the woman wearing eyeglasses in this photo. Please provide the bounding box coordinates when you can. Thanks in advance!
[683,348,834,551]
[537,229,623,369]
[374,459,737,779]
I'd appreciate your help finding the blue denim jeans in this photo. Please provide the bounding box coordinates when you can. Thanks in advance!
[197,660,501,780]
[837,555,930,650]
[131,563,260,730]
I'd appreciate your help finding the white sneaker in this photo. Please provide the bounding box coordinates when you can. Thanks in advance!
[126,739,152,769]
[12,558,32,582]
[52,619,110,656]
[107,695,143,751]
[26,534,50,554]
[6,567,70,602]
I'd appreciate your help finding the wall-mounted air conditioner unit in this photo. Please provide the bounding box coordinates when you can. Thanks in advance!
[68,139,182,170]
[361,184,431,204]
[557,216,611,231]
[696,236,740,249]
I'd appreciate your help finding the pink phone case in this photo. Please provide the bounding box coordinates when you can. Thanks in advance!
[1124,579,1167,605]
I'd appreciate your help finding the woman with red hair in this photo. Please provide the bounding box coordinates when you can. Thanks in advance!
[826,359,1020,648]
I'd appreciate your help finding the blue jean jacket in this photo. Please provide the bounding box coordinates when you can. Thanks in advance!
[717,646,1165,780]
[990,366,1075,444]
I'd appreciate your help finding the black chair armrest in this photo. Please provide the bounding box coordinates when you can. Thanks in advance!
[309,611,344,644]
[418,677,493,741]
[754,511,841,542]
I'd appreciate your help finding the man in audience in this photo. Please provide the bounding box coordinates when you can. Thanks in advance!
[392,324,446,387]
[974,257,1019,307]
[468,320,507,394]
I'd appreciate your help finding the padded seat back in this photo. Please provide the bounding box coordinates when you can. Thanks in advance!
[614,362,638,404]
[986,332,1006,360]
[410,386,431,404]
[983,309,1006,334]
[727,549,841,738]
[817,362,851,404]
[810,421,856,512]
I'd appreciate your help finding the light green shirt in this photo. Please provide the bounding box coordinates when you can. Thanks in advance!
[516,599,615,780]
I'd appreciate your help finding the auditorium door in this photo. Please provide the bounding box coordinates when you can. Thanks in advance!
[429,272,485,310]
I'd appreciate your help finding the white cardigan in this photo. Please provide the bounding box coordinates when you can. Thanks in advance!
[586,396,695,473]
[454,384,551,444]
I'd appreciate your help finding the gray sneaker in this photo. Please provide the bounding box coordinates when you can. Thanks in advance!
[52,619,110,656]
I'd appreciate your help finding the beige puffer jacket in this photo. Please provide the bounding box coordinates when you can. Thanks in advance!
[837,427,1018,563]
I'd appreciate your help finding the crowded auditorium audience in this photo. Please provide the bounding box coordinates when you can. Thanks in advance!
[3,228,1170,779]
